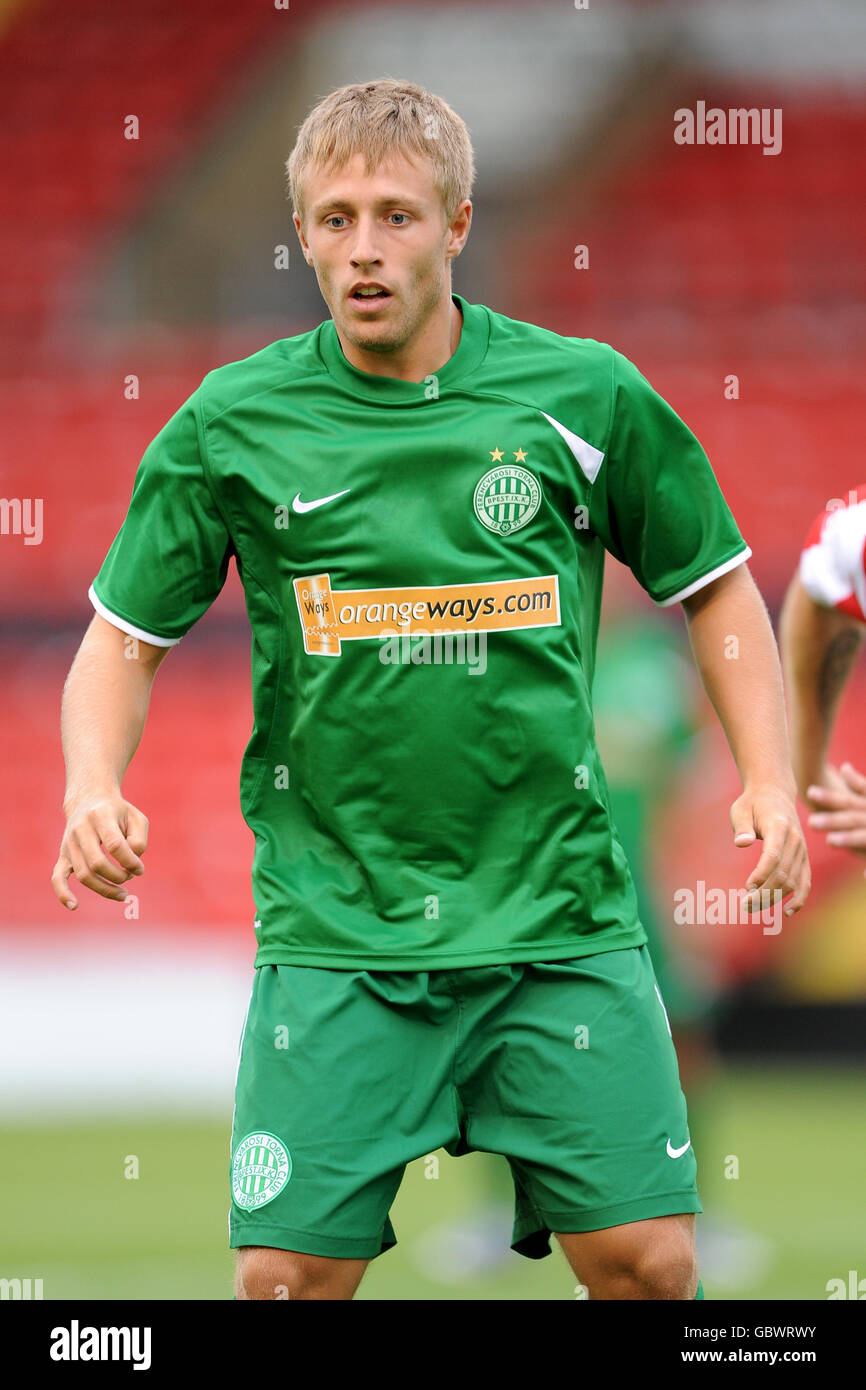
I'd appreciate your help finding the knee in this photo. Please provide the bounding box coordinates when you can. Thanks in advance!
[591,1229,698,1301]
[235,1246,355,1300]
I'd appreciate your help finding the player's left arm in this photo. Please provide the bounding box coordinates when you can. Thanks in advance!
[680,562,811,917]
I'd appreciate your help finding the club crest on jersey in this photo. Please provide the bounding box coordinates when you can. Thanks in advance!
[231,1132,292,1210]
[473,465,541,536]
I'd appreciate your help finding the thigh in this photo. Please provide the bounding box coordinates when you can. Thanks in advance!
[229,964,461,1260]
[461,946,701,1249]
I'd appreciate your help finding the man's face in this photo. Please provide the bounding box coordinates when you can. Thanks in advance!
[294,149,470,356]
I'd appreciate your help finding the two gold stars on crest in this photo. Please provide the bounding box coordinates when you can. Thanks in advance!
[489,447,527,462]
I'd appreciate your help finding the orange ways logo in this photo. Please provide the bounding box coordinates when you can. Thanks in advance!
[294,573,561,657]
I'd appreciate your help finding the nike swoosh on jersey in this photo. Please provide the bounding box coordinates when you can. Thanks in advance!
[292,489,351,513]
[666,1137,691,1159]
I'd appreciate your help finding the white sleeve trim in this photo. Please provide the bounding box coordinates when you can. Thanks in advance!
[88,584,181,647]
[540,410,605,483]
[656,546,752,608]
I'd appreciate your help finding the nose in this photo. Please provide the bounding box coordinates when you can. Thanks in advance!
[349,214,383,268]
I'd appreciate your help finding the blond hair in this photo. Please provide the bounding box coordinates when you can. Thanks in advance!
[286,78,475,227]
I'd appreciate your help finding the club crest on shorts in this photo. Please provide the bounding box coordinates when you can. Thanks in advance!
[232,1132,292,1209]
[473,465,541,535]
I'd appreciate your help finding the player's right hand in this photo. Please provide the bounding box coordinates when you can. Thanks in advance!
[52,796,148,910]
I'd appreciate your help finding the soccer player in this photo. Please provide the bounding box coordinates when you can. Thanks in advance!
[780,484,866,867]
[52,79,810,1300]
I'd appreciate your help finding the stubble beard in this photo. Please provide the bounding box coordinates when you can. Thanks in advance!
[334,266,445,357]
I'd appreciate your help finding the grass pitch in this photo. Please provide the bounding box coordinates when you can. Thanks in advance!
[1,1064,863,1300]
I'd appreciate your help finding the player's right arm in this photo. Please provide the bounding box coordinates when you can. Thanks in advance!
[53,384,234,908]
[52,614,171,909]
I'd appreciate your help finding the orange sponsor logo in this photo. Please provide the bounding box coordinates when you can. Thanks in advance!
[293,573,560,657]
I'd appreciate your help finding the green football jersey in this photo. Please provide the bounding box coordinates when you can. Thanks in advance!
[89,292,750,969]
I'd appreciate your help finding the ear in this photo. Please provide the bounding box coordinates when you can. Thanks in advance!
[445,199,472,262]
[293,212,313,267]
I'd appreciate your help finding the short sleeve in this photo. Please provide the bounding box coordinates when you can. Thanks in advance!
[589,349,751,606]
[798,485,866,623]
[89,389,233,645]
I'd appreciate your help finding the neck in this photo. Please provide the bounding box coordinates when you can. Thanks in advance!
[336,293,462,383]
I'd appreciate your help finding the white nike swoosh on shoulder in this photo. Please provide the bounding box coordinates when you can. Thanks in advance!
[666,1137,691,1159]
[292,489,351,513]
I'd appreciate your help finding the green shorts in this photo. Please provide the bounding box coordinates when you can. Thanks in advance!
[228,944,701,1261]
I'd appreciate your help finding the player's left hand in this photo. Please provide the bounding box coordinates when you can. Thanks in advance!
[805,761,866,870]
[729,785,811,918]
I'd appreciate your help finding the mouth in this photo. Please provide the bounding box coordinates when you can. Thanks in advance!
[348,284,393,310]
